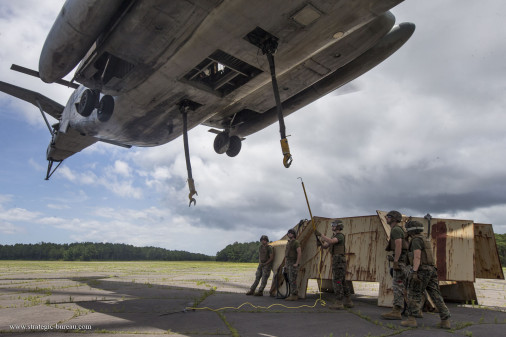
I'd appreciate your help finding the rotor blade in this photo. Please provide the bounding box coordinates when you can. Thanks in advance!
[0,80,64,120]
[11,64,79,89]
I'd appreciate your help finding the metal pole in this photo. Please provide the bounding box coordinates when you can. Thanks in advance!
[298,177,316,230]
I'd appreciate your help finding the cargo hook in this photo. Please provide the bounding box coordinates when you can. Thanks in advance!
[262,38,293,168]
[179,100,198,206]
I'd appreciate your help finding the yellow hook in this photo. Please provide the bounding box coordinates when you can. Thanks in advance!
[280,138,292,168]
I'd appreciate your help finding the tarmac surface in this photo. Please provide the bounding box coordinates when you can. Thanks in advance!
[0,261,505,337]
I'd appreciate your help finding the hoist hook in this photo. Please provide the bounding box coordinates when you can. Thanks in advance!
[179,100,198,207]
[281,138,293,168]
[187,178,197,207]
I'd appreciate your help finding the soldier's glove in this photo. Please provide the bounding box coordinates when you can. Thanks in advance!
[387,255,394,262]
[314,230,322,237]
[393,261,401,270]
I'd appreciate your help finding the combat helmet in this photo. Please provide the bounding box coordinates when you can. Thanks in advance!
[386,210,402,222]
[260,235,269,242]
[405,220,424,235]
[331,219,344,230]
[287,229,296,238]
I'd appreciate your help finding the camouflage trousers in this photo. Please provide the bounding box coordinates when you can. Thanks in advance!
[407,265,451,320]
[391,262,410,308]
[332,255,351,300]
[250,263,272,292]
[286,260,299,295]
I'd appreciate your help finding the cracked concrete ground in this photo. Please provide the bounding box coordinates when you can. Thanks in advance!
[0,261,504,337]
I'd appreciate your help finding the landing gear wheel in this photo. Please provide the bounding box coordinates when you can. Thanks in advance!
[226,135,242,157]
[97,95,114,122]
[78,89,96,117]
[213,132,230,154]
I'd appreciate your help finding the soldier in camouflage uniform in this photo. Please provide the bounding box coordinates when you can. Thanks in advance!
[246,235,274,296]
[381,210,410,320]
[401,220,451,329]
[316,220,353,309]
[284,228,301,301]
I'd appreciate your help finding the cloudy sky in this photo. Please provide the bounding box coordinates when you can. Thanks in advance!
[1,0,505,255]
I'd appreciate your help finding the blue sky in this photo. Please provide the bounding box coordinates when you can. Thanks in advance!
[1,0,506,256]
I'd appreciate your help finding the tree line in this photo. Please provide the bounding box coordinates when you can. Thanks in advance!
[1,235,505,265]
[215,241,260,262]
[0,242,213,261]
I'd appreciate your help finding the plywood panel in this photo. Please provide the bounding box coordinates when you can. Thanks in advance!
[395,216,475,282]
[269,212,502,305]
[440,281,477,303]
[270,215,388,299]
[269,240,289,297]
[444,220,475,281]
[474,223,505,280]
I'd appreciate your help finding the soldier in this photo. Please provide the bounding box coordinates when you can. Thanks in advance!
[381,210,410,320]
[316,220,354,309]
[246,235,274,296]
[401,220,451,329]
[284,228,301,301]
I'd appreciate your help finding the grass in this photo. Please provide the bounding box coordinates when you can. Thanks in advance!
[217,311,240,337]
[0,260,255,274]
[192,286,217,308]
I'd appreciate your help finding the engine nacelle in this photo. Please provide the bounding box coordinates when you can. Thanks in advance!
[39,0,123,83]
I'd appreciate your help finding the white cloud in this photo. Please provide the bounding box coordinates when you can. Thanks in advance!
[28,158,45,172]
[0,222,25,235]
[38,216,66,226]
[0,194,13,204]
[0,207,40,222]
[42,205,261,254]
[46,203,71,210]
[0,0,74,126]
[113,160,131,177]
[56,165,143,199]
[58,166,77,182]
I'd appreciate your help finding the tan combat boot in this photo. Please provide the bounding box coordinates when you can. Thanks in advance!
[438,319,451,329]
[401,316,417,328]
[246,289,254,295]
[344,296,354,308]
[381,305,402,320]
[285,294,298,301]
[328,300,344,310]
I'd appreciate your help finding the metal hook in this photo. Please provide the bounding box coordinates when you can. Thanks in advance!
[187,178,197,207]
[281,138,292,168]
[180,101,198,207]
[283,153,293,168]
